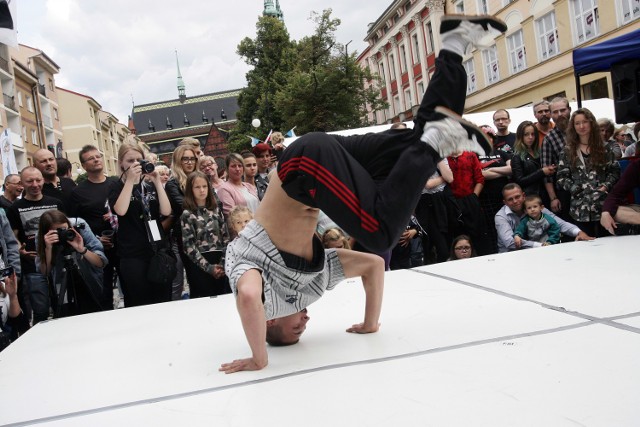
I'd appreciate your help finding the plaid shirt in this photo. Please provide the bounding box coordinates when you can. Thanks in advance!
[541,128,566,183]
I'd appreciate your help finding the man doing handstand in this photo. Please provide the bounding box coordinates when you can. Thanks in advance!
[220,14,508,374]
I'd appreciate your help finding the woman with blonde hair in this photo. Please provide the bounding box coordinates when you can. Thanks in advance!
[165,143,199,299]
[322,228,351,249]
[108,143,172,307]
[556,108,620,236]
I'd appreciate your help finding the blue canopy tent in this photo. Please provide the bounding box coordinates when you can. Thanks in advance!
[572,28,640,109]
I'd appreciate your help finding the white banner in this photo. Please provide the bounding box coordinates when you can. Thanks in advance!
[1,129,18,179]
[0,0,17,47]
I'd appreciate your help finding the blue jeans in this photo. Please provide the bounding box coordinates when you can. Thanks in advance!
[23,273,50,324]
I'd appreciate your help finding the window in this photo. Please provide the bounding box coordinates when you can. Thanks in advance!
[411,33,421,64]
[482,45,500,85]
[572,0,599,44]
[90,108,94,118]
[393,95,401,114]
[21,125,26,142]
[389,54,396,80]
[48,78,54,91]
[26,96,33,113]
[53,107,59,120]
[426,22,435,54]
[417,82,425,100]
[453,0,465,13]
[378,62,386,83]
[477,0,489,14]
[507,30,526,74]
[582,77,609,100]
[404,89,412,109]
[31,129,37,145]
[400,45,408,73]
[463,59,477,94]
[620,0,640,23]
[17,92,22,107]
[536,12,559,60]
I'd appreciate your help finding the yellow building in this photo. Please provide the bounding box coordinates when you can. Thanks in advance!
[57,87,138,178]
[358,0,640,122]
[11,44,64,157]
[455,0,640,113]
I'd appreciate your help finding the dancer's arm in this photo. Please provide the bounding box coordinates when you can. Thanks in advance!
[219,269,268,374]
[335,249,384,334]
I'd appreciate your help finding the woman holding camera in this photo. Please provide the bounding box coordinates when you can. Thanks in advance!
[109,143,172,307]
[37,210,107,316]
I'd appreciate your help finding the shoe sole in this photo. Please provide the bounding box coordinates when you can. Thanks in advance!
[435,106,492,155]
[440,14,508,34]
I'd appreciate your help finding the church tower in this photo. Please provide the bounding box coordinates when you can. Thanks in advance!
[176,50,186,103]
[263,0,284,21]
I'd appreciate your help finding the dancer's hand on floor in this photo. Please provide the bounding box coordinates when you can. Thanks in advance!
[346,322,380,334]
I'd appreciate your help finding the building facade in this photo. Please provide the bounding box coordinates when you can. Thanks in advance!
[57,88,138,178]
[358,0,640,123]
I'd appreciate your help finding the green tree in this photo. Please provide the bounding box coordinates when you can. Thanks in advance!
[228,15,296,153]
[275,10,387,134]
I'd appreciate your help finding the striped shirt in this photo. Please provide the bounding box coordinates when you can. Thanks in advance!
[225,220,346,320]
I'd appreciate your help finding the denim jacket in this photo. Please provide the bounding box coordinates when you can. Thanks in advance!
[0,209,21,279]
[37,218,108,303]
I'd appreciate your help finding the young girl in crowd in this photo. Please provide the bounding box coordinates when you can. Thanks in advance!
[322,227,351,249]
[109,143,172,307]
[180,171,230,297]
[37,210,107,315]
[227,205,253,239]
[447,234,477,261]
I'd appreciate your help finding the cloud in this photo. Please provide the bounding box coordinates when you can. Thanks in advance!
[17,0,391,123]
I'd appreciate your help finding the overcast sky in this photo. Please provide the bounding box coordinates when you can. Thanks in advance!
[16,0,393,124]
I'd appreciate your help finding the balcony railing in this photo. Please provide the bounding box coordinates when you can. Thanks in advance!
[0,57,9,74]
[2,93,15,111]
[38,83,46,97]
[42,114,53,128]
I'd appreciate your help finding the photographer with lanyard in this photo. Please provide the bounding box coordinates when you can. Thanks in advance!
[108,144,172,307]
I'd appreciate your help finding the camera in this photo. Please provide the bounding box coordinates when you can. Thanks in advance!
[138,159,155,174]
[56,228,76,243]
[0,266,14,279]
[55,223,85,245]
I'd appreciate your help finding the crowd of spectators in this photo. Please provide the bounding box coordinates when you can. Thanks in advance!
[0,104,638,351]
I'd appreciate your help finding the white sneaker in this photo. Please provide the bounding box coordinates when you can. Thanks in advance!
[421,117,484,158]
[441,15,507,53]
[434,106,492,156]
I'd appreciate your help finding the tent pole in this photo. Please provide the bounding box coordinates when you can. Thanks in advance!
[575,74,582,108]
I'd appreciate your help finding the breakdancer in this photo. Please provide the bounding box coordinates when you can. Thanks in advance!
[221,14,508,373]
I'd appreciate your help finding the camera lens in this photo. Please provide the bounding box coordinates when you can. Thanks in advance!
[139,160,155,174]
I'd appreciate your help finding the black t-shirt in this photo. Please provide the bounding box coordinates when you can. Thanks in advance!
[108,180,162,259]
[42,177,76,214]
[7,196,65,273]
[493,133,516,157]
[478,150,511,199]
[70,177,118,236]
[0,195,13,212]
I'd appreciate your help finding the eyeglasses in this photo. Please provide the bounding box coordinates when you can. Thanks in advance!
[82,153,103,163]
[181,157,197,163]
[454,246,471,251]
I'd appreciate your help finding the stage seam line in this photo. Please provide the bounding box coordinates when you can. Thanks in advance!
[409,269,640,335]
[2,321,594,427]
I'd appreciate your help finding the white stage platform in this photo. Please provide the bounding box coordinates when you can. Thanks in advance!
[1,236,639,426]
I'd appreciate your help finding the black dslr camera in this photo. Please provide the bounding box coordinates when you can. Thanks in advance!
[138,159,155,174]
[56,223,86,245]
